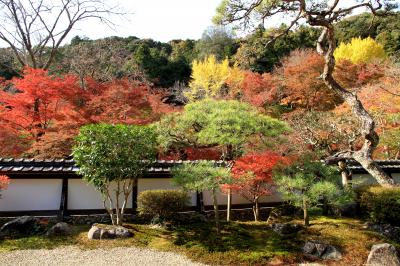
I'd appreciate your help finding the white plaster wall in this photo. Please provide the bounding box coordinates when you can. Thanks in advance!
[0,177,285,212]
[68,179,132,210]
[0,179,61,211]
[138,178,281,207]
[202,190,282,206]
[353,173,400,187]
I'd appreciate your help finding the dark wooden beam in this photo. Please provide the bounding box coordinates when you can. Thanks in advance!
[196,191,205,214]
[4,172,173,179]
[132,179,138,212]
[58,178,68,221]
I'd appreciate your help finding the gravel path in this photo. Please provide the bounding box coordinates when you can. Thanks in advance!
[0,246,207,266]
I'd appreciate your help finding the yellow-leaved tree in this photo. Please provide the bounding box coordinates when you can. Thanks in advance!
[334,37,386,64]
[186,55,244,101]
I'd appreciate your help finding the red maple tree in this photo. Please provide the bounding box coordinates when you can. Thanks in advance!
[224,151,291,221]
[240,71,279,108]
[0,68,176,158]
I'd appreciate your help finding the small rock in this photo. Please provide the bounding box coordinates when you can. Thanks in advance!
[366,243,400,266]
[303,241,316,254]
[88,224,133,240]
[270,223,302,235]
[87,225,102,239]
[46,222,72,236]
[303,241,342,261]
[321,245,342,260]
[0,216,42,237]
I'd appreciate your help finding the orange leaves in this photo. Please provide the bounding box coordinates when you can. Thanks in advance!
[232,151,290,180]
[0,67,176,158]
[0,67,80,140]
[240,71,278,107]
[279,49,342,111]
[0,175,9,190]
[225,151,291,200]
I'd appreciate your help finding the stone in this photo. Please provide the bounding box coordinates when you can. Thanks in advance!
[337,203,358,217]
[367,224,400,243]
[321,245,342,260]
[299,262,325,266]
[270,223,302,235]
[303,241,342,261]
[366,243,400,266]
[46,222,72,236]
[0,216,42,237]
[88,224,133,240]
[87,225,102,240]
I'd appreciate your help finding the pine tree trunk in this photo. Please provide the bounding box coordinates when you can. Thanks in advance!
[338,160,352,188]
[226,189,231,222]
[212,188,220,235]
[252,198,260,222]
[314,25,395,187]
[303,197,309,227]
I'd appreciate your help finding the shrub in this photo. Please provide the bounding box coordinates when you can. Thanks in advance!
[137,189,190,220]
[360,186,400,226]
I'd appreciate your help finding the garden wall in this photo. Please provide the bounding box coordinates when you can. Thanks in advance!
[0,176,280,216]
[1,172,398,217]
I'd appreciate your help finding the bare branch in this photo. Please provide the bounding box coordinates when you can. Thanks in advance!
[0,0,125,69]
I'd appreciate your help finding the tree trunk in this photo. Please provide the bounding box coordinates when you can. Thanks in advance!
[120,179,133,225]
[338,160,352,188]
[303,196,309,227]
[115,181,121,225]
[104,188,116,225]
[252,198,260,222]
[314,25,395,188]
[226,188,232,222]
[396,149,400,160]
[212,188,220,235]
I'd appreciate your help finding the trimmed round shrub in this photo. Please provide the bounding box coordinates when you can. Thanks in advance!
[359,186,400,226]
[137,189,190,220]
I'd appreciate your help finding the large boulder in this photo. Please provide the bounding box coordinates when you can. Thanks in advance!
[0,216,42,237]
[303,241,342,261]
[87,224,133,240]
[270,223,302,235]
[366,243,400,266]
[46,222,72,237]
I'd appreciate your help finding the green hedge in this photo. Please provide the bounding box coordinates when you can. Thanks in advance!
[137,189,190,220]
[359,186,400,226]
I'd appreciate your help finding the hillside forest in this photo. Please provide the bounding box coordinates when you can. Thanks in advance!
[1,11,400,165]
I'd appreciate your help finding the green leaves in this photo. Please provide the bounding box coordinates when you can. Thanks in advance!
[274,156,353,209]
[72,123,158,191]
[172,161,231,192]
[156,99,288,159]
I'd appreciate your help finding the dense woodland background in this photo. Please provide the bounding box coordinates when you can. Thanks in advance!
[1,12,400,160]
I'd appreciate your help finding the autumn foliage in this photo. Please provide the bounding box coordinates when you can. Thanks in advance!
[0,175,10,198]
[225,151,291,221]
[239,71,278,107]
[0,68,175,158]
[278,49,342,111]
[334,37,386,64]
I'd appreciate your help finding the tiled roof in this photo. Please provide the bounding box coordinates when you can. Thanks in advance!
[347,160,400,172]
[1,158,399,174]
[0,158,228,174]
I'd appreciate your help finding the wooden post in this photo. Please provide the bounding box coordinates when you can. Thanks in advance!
[338,160,352,188]
[132,178,138,213]
[196,191,205,214]
[58,178,68,221]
